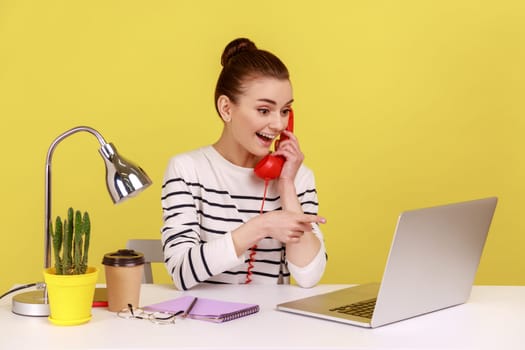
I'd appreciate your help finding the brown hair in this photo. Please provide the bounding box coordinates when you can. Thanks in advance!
[214,38,290,116]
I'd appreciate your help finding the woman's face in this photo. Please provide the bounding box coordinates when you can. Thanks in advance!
[226,77,293,166]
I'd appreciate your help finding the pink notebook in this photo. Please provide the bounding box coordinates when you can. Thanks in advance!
[144,295,259,323]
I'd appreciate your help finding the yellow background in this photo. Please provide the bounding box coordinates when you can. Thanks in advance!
[1,1,524,294]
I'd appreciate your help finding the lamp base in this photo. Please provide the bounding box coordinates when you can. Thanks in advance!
[11,290,49,317]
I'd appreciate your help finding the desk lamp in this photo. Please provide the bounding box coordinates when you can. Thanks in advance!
[11,126,152,316]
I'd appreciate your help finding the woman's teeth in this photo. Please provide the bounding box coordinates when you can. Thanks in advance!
[256,132,276,141]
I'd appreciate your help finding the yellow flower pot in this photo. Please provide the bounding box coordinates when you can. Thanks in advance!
[43,266,98,326]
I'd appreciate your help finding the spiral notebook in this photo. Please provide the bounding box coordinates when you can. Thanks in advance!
[144,295,259,323]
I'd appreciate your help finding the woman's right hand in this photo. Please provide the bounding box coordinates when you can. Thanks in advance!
[247,210,326,243]
[232,210,326,256]
[254,211,326,244]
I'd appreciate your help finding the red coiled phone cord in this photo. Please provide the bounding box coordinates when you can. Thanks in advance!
[245,179,270,284]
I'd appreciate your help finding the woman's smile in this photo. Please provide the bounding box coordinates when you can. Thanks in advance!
[256,131,277,148]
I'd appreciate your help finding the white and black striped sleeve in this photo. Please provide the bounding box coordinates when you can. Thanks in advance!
[160,154,243,290]
[287,170,327,287]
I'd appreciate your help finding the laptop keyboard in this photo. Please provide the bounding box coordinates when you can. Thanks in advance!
[329,298,377,319]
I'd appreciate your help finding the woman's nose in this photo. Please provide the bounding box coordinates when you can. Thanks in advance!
[268,113,285,131]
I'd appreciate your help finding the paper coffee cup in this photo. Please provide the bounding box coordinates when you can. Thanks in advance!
[102,249,145,312]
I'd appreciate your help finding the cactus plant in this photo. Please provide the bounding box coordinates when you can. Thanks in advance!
[49,207,91,275]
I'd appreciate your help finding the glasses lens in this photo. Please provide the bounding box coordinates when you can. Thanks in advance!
[118,306,148,320]
[149,311,176,325]
[117,308,135,319]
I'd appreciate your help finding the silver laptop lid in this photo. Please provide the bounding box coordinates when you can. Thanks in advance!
[371,197,497,327]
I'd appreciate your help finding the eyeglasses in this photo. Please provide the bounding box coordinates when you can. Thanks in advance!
[117,304,182,325]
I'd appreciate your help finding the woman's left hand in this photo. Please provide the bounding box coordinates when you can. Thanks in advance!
[273,130,304,182]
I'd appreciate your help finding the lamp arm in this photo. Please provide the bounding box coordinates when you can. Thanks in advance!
[44,126,109,269]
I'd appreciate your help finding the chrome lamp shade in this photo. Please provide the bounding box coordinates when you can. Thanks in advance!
[11,126,152,317]
[100,142,152,204]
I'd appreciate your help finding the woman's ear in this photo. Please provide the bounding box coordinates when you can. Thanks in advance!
[217,95,232,123]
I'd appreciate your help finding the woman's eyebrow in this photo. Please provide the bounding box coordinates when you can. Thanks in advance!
[256,98,294,105]
[257,98,277,105]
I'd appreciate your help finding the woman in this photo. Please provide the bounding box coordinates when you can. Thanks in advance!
[161,38,327,290]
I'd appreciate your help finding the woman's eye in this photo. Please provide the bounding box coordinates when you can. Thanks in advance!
[258,108,270,115]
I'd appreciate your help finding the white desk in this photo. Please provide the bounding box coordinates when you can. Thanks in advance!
[1,284,524,349]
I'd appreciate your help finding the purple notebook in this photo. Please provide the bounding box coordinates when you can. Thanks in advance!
[144,295,259,323]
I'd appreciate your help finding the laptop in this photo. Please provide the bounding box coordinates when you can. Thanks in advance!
[277,197,498,328]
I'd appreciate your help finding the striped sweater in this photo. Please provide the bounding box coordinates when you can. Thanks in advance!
[161,146,327,290]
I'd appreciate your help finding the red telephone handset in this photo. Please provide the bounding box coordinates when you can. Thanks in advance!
[254,109,294,181]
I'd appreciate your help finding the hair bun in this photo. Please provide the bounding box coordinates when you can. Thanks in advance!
[221,38,257,67]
